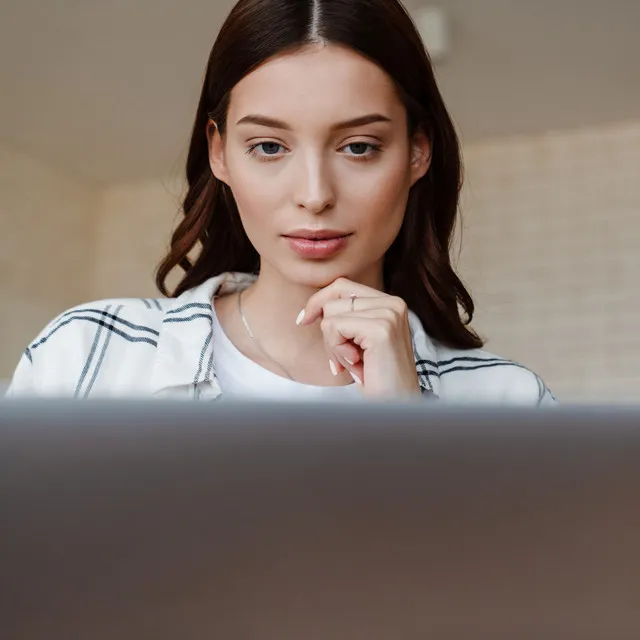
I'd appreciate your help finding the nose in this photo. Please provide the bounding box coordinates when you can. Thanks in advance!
[293,151,335,215]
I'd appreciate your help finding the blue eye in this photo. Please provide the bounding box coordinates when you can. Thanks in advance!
[342,142,382,159]
[345,143,370,155]
[247,142,285,158]
[258,142,282,155]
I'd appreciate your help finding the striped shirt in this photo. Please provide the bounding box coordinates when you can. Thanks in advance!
[6,272,555,404]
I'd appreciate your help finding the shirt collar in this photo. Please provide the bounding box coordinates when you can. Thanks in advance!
[149,272,440,397]
[149,272,255,396]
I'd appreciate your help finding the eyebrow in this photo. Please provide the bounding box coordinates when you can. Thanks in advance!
[235,113,392,131]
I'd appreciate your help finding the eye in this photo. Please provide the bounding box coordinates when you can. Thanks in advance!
[341,142,382,159]
[246,141,287,159]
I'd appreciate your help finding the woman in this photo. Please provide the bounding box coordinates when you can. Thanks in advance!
[7,0,554,403]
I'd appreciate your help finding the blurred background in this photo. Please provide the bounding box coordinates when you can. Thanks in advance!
[1,0,639,401]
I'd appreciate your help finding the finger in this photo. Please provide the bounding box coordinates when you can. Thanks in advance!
[332,342,362,367]
[321,295,406,319]
[327,343,364,385]
[321,315,361,378]
[321,315,378,356]
[321,316,351,377]
[328,355,346,376]
[298,277,385,325]
[339,359,364,386]
[348,362,365,386]
[321,313,398,355]
[331,306,400,326]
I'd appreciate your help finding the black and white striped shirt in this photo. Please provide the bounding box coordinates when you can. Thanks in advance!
[6,272,555,404]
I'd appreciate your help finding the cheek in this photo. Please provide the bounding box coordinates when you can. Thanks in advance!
[343,160,411,229]
[224,157,281,229]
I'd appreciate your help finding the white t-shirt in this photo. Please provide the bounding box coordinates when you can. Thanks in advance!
[211,301,363,401]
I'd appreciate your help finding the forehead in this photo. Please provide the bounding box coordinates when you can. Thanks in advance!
[227,44,405,126]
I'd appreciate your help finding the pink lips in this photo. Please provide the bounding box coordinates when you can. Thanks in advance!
[283,230,352,259]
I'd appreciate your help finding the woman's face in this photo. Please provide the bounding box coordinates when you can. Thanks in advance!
[208,44,430,289]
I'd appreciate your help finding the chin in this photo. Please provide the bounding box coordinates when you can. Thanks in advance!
[289,265,345,289]
[279,258,374,290]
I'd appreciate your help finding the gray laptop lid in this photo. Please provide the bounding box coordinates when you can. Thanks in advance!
[1,400,639,639]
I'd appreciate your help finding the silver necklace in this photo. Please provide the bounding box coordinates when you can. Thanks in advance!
[237,289,296,381]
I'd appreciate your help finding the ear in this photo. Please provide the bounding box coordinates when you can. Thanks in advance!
[206,119,230,185]
[409,129,432,186]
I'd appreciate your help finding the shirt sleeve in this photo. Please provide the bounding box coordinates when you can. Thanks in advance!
[537,379,558,406]
[5,349,36,397]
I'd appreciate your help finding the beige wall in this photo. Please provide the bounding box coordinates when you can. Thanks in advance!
[460,120,640,402]
[0,155,184,381]
[92,177,184,300]
[0,145,98,380]
[2,119,640,400]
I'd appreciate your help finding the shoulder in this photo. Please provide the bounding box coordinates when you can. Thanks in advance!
[6,272,245,398]
[408,310,555,405]
[6,296,167,397]
[29,296,167,352]
[431,342,556,405]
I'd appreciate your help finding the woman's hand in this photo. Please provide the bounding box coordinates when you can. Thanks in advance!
[297,277,420,398]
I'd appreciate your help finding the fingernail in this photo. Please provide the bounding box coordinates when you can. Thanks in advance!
[295,309,305,325]
[329,360,338,376]
[350,371,363,385]
[345,357,355,366]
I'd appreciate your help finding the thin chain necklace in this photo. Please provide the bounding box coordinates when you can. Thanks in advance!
[237,289,296,381]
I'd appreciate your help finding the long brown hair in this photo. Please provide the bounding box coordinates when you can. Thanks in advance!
[156,0,482,349]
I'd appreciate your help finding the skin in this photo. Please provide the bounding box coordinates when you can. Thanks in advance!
[208,43,431,397]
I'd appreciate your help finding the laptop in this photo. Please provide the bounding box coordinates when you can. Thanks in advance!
[1,399,639,639]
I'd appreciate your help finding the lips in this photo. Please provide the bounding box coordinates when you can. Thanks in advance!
[282,230,352,259]
[284,230,351,240]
